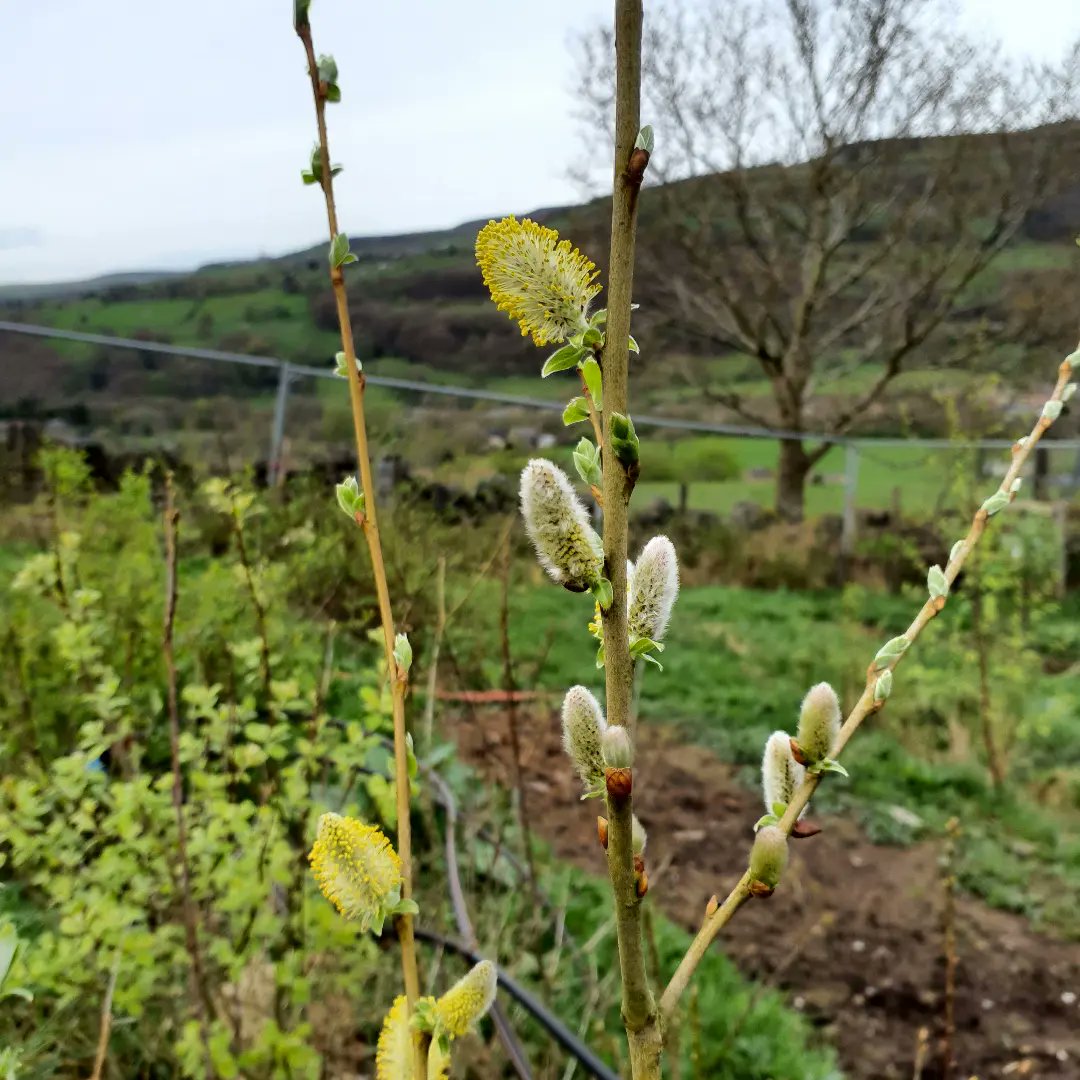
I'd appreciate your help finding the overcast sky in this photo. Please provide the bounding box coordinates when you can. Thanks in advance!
[2,0,1079,286]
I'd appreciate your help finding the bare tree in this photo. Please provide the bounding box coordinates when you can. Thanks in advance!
[578,0,1080,520]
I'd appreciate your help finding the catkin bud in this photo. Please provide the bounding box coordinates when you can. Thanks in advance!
[627,536,679,644]
[520,460,604,592]
[308,813,402,932]
[749,825,789,894]
[602,725,634,769]
[761,730,806,815]
[631,814,648,855]
[561,686,607,795]
[796,682,841,765]
[435,960,499,1038]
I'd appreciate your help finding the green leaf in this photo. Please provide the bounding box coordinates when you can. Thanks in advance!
[393,633,412,674]
[325,82,341,103]
[927,564,948,600]
[754,813,779,832]
[811,758,849,778]
[609,412,640,468]
[628,334,640,354]
[0,926,17,988]
[980,490,1009,517]
[582,327,604,349]
[589,308,608,328]
[329,233,352,269]
[771,801,788,818]
[581,357,603,409]
[873,636,909,669]
[293,0,311,30]
[591,577,613,611]
[301,170,317,185]
[874,670,893,703]
[635,125,654,154]
[317,54,339,84]
[595,643,606,669]
[333,351,361,377]
[542,344,584,377]
[405,732,418,780]
[562,396,590,425]
[573,437,602,489]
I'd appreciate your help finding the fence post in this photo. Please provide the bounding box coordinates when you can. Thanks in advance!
[838,442,860,582]
[268,362,292,487]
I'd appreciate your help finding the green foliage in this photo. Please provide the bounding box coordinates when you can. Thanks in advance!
[0,452,403,1077]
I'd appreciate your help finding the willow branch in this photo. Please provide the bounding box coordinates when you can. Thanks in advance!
[295,15,422,1068]
[659,350,1075,1021]
[599,3,663,1078]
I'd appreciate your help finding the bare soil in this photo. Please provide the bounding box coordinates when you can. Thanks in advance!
[448,708,1080,1080]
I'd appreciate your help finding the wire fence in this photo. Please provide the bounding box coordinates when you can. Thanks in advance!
[3,319,1079,563]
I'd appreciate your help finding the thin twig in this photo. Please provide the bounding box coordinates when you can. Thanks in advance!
[162,475,216,1077]
[659,353,1075,1021]
[89,955,121,1080]
[294,15,422,1071]
[499,535,536,887]
[940,818,960,1080]
[421,555,446,752]
[228,494,272,697]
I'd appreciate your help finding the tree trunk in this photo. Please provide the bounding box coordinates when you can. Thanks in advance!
[776,440,811,523]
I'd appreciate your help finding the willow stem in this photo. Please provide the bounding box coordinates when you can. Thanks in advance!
[296,19,422,1076]
[599,2,662,1077]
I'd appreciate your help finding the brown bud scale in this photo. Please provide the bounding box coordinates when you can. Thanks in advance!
[597,816,609,850]
[605,767,633,799]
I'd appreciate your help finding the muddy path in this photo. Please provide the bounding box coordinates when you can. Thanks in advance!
[448,708,1080,1080]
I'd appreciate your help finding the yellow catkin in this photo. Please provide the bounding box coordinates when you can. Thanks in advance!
[475,216,601,346]
[375,996,448,1080]
[434,960,499,1038]
[308,812,401,931]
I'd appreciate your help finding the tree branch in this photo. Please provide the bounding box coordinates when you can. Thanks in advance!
[659,349,1075,1020]
[295,15,422,1073]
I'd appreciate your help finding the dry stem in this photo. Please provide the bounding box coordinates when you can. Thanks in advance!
[295,18,422,1071]
[659,356,1074,1021]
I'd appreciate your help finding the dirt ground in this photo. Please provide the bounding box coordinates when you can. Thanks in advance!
[448,707,1080,1080]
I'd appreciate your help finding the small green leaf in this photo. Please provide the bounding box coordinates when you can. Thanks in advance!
[873,636,909,669]
[573,437,602,489]
[329,233,352,269]
[325,82,341,103]
[927,564,948,600]
[980,491,1009,517]
[595,643,606,669]
[393,633,412,675]
[334,351,361,377]
[335,475,364,519]
[635,125,655,154]
[609,412,640,468]
[541,345,584,378]
[317,54,339,84]
[591,577,613,611]
[948,539,964,565]
[581,357,603,409]
[754,813,779,832]
[814,758,849,778]
[589,308,608,328]
[582,327,604,349]
[771,801,788,818]
[562,396,590,425]
[628,334,640,354]
[874,670,893,703]
[301,170,317,185]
